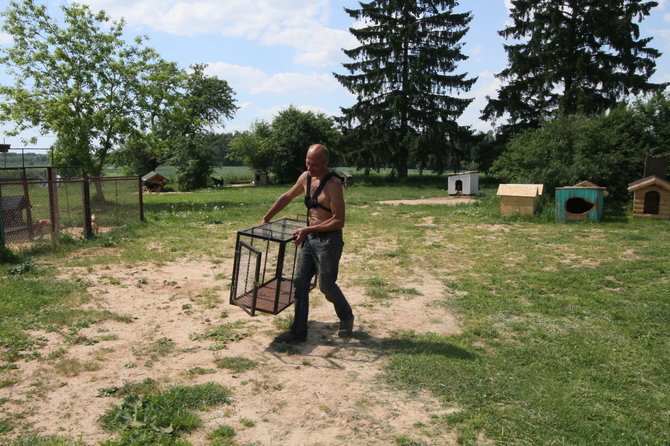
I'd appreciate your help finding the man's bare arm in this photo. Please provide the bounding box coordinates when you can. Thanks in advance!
[261,172,307,224]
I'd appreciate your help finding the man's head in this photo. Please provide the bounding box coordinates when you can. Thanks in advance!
[306,144,330,178]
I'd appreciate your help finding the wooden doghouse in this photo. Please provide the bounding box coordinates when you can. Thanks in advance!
[253,172,268,186]
[496,184,544,216]
[448,171,479,195]
[1,195,31,235]
[555,182,607,222]
[142,171,167,192]
[627,176,670,219]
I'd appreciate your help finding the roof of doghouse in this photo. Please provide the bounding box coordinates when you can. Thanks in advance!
[627,175,670,192]
[447,171,479,177]
[496,184,544,197]
[562,180,610,196]
[142,171,167,182]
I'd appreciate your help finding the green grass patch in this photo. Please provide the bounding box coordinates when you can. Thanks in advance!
[207,425,237,446]
[214,356,258,374]
[189,321,251,350]
[53,357,101,377]
[384,220,670,445]
[100,382,231,445]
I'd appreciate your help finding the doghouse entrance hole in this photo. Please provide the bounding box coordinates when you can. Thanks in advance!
[566,197,594,214]
[455,180,463,194]
[643,191,660,214]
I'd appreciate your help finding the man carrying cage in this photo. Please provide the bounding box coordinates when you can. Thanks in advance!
[261,144,354,343]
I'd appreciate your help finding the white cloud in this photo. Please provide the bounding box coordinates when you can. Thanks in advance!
[236,101,253,111]
[457,71,502,132]
[0,32,13,45]
[204,62,340,95]
[77,0,353,67]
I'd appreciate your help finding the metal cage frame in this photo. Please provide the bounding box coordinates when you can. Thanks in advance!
[230,217,314,316]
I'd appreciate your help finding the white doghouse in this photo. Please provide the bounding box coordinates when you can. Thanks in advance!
[447,171,479,195]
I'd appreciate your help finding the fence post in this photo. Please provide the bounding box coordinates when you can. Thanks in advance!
[22,168,35,238]
[47,167,60,234]
[0,184,5,248]
[82,175,93,238]
[138,175,145,222]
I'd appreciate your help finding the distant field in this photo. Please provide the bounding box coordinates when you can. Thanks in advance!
[104,165,254,183]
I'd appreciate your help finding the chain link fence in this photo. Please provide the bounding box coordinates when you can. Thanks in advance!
[1,167,143,249]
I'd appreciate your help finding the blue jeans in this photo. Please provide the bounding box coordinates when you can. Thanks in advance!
[291,229,353,338]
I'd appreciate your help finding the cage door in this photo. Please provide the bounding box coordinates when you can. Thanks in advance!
[230,240,262,316]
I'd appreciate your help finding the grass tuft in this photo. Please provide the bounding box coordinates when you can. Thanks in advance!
[214,356,258,374]
[100,382,231,445]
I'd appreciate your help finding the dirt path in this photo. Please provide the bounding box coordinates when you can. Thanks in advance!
[378,196,476,206]
[2,257,461,445]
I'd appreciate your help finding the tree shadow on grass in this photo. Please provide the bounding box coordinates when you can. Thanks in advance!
[381,333,476,360]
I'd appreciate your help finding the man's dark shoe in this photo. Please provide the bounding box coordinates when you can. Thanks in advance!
[273,331,306,344]
[338,316,354,338]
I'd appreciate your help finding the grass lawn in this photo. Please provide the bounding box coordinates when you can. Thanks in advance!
[1,179,668,445]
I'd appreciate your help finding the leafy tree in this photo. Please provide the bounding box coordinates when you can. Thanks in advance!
[491,93,670,199]
[0,0,160,177]
[109,59,185,175]
[229,120,276,175]
[335,0,476,178]
[483,0,665,135]
[229,107,339,184]
[168,65,237,190]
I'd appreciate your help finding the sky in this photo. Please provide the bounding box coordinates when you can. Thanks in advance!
[1,0,669,148]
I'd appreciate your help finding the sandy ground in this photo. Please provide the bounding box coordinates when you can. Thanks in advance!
[1,252,461,445]
[378,196,476,206]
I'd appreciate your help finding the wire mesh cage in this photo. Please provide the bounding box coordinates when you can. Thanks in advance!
[1,166,143,247]
[230,217,314,316]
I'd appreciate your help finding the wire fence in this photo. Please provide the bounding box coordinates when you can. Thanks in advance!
[1,167,143,248]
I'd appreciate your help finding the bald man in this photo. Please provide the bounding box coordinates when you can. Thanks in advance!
[262,144,354,343]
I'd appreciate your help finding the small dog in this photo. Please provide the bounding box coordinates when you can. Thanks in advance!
[33,219,51,234]
[91,214,100,234]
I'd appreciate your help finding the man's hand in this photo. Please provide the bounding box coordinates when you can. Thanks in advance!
[293,227,310,245]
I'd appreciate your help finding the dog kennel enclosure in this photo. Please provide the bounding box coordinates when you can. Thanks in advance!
[230,217,314,316]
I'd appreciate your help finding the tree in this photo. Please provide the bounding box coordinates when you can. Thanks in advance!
[168,64,237,190]
[229,120,276,176]
[0,0,160,178]
[482,0,665,135]
[335,0,476,178]
[109,59,185,175]
[229,107,339,183]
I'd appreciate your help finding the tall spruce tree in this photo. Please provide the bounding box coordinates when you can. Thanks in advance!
[335,0,476,178]
[482,0,664,135]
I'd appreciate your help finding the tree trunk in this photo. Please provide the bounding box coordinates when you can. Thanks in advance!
[396,146,408,179]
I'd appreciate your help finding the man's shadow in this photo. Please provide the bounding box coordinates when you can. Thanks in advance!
[265,320,475,368]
